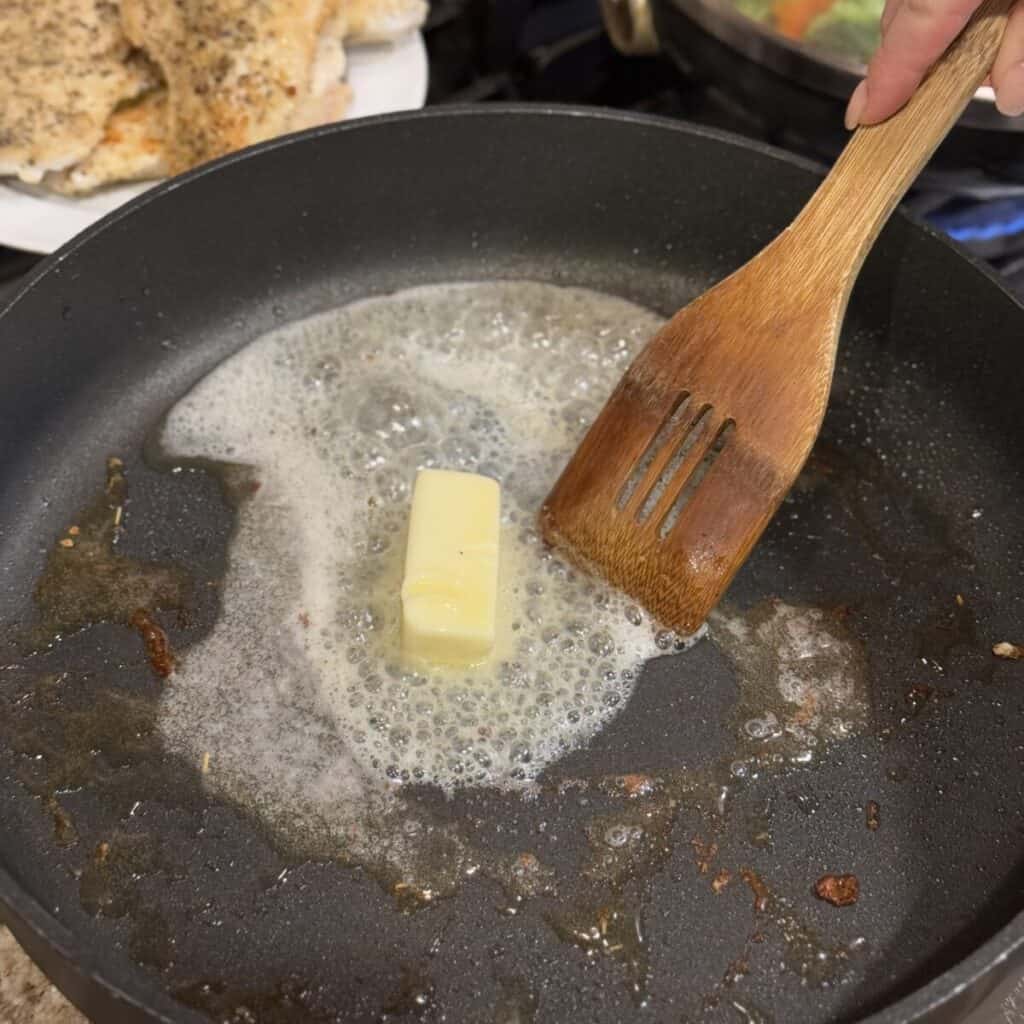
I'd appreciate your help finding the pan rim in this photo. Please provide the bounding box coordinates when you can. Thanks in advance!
[4,103,1023,326]
[0,103,1022,1024]
[0,861,206,1024]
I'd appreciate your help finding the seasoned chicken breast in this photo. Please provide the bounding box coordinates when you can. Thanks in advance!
[2,0,424,193]
[119,0,350,173]
[0,0,158,183]
[50,4,354,193]
[289,12,354,130]
[45,91,169,195]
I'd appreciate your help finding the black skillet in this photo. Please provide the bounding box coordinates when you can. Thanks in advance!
[1,107,1023,1024]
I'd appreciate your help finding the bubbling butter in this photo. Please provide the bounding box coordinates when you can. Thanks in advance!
[158,281,700,842]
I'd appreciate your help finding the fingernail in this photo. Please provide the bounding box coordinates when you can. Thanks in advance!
[996,65,1024,117]
[845,80,868,130]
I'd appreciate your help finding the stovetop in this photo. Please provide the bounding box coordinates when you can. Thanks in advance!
[420,0,1024,294]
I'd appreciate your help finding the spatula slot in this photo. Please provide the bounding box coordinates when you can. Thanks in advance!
[636,404,713,523]
[658,419,735,539]
[615,391,691,510]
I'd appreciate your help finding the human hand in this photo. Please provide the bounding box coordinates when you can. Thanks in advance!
[844,0,1024,127]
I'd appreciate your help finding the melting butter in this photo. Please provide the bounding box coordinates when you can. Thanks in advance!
[157,281,695,845]
[400,468,501,669]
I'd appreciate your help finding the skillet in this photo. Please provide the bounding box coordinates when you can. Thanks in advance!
[0,106,1022,1024]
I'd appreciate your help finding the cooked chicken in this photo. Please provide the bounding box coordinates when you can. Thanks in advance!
[119,0,353,174]
[48,5,353,194]
[0,0,158,183]
[289,12,354,130]
[343,0,428,43]
[47,73,352,196]
[2,0,424,195]
[45,91,169,195]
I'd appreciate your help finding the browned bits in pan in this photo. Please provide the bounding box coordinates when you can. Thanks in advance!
[740,869,771,913]
[46,797,78,847]
[865,801,880,831]
[993,641,1024,660]
[618,773,656,798]
[691,836,719,875]
[597,773,659,799]
[130,608,175,677]
[815,874,859,907]
[711,869,731,894]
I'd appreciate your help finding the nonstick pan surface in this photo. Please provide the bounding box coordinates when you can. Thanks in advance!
[0,107,1022,1024]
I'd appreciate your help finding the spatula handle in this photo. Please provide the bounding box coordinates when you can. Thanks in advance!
[791,0,1012,276]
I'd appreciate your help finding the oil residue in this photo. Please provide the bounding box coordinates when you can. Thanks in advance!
[380,967,435,1019]
[30,456,186,649]
[493,976,539,1024]
[713,599,869,766]
[0,290,888,1021]
[730,870,862,989]
[3,458,879,1022]
[547,899,650,1007]
[583,795,678,889]
[78,833,164,918]
[175,977,335,1024]
[7,673,157,798]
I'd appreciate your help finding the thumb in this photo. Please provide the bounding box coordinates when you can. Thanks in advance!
[846,0,983,125]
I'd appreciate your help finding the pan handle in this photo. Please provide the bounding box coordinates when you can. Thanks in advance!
[788,0,1012,279]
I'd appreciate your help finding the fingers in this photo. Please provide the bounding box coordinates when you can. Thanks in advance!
[845,0,902,128]
[992,0,1024,115]
[845,0,983,126]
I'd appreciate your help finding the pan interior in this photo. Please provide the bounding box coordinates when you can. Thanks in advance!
[0,110,1022,1024]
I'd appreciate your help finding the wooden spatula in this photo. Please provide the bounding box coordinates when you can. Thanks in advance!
[540,0,1012,634]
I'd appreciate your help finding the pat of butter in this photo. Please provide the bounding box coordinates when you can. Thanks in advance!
[401,469,501,668]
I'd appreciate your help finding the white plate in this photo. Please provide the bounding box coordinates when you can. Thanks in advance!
[0,31,428,255]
